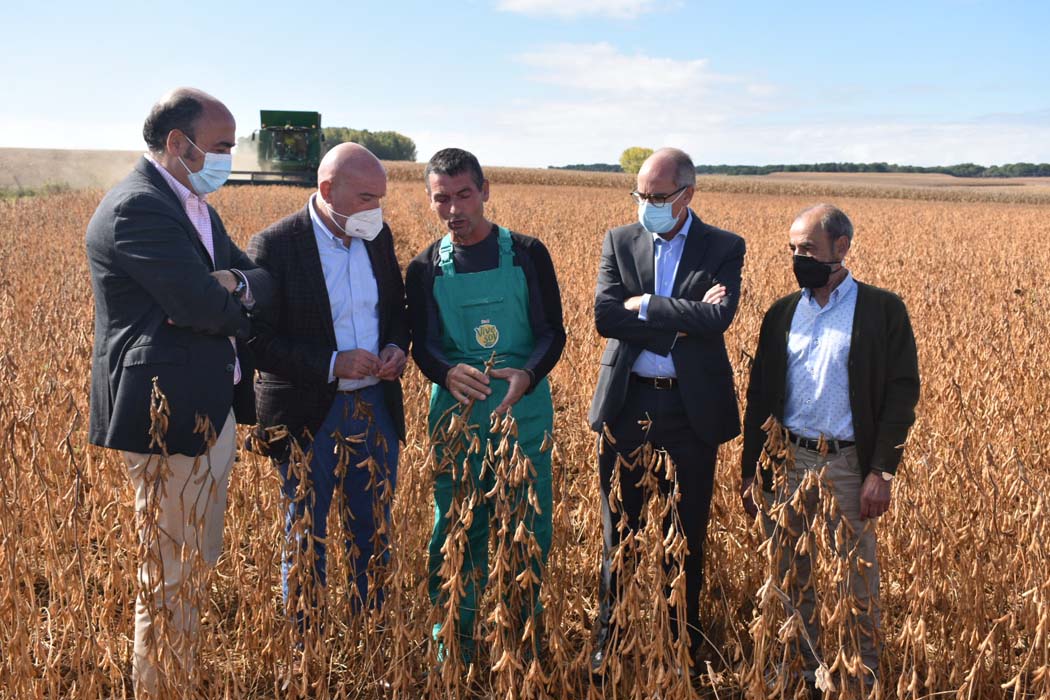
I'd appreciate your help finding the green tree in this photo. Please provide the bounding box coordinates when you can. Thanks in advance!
[323,127,417,161]
[619,147,654,174]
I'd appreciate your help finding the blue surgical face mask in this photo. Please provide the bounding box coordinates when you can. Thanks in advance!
[178,136,233,195]
[638,189,686,234]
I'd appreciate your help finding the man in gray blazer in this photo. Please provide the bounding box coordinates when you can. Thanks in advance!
[86,87,272,696]
[588,148,745,676]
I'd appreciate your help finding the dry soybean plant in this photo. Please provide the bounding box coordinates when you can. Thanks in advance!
[1,181,1049,698]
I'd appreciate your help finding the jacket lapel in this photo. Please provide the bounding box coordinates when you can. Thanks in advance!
[781,292,803,350]
[295,207,338,347]
[631,226,656,294]
[847,280,867,374]
[672,211,711,294]
[139,157,215,270]
[208,208,227,271]
[362,227,390,344]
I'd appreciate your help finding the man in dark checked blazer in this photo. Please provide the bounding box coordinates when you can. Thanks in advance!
[247,143,408,626]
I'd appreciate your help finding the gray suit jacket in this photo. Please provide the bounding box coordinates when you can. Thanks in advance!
[588,211,745,446]
[86,157,273,455]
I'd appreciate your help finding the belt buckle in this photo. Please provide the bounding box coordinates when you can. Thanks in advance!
[654,376,674,390]
[790,432,830,453]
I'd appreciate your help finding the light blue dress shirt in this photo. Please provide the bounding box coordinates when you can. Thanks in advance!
[632,210,693,378]
[783,272,858,441]
[308,195,381,392]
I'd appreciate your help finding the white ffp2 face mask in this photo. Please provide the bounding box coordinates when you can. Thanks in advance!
[327,203,384,241]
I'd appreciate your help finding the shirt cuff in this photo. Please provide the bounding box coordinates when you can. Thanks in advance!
[231,269,255,309]
[524,368,537,394]
[638,293,652,321]
[329,351,338,384]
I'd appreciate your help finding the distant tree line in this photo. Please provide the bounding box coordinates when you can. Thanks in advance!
[554,163,625,173]
[694,162,1050,177]
[550,161,1050,178]
[323,127,417,161]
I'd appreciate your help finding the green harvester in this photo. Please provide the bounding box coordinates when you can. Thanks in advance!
[229,110,324,186]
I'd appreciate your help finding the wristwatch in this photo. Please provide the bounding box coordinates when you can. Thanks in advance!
[874,469,894,482]
[230,269,248,300]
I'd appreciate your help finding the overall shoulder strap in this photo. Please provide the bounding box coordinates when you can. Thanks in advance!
[497,227,514,269]
[437,234,456,277]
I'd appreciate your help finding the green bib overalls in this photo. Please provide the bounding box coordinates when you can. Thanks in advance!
[426,227,554,659]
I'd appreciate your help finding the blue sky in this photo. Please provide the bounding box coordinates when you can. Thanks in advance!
[2,0,1048,167]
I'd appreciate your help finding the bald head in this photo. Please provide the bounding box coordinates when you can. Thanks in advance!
[791,203,854,245]
[143,87,232,153]
[317,142,387,227]
[318,142,385,186]
[639,148,696,189]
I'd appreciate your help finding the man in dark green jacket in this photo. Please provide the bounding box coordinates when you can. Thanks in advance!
[740,203,919,692]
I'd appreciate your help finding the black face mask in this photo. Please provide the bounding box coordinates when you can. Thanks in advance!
[793,254,840,289]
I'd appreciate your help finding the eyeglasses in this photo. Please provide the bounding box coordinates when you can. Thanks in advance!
[630,185,688,207]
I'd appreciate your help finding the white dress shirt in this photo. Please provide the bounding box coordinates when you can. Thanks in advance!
[308,194,381,392]
[632,210,693,378]
[783,272,858,441]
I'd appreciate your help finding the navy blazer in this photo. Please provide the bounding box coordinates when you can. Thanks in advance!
[588,211,746,446]
[86,157,273,455]
[247,206,409,460]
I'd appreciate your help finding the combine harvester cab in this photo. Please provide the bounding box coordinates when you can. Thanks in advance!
[229,110,323,186]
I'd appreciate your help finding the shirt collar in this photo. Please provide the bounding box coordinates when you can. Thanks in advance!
[652,209,692,244]
[145,153,204,206]
[309,193,349,248]
[802,270,856,304]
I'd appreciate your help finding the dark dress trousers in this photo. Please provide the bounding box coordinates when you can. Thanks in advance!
[588,211,746,654]
[246,206,409,459]
[86,157,273,456]
[741,281,920,490]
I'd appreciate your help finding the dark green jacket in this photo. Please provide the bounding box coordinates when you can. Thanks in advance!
[741,280,920,490]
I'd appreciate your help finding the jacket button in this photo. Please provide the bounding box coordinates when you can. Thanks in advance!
[225,363,235,373]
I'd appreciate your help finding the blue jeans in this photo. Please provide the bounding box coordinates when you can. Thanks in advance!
[278,384,398,616]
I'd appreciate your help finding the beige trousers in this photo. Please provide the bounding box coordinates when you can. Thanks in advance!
[122,411,236,698]
[762,443,881,685]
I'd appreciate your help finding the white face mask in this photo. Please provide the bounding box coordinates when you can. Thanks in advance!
[178,136,232,195]
[326,201,384,241]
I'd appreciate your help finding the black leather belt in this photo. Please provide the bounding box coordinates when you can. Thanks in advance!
[631,374,678,390]
[788,431,855,454]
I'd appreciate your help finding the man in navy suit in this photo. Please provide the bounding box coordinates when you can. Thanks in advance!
[588,148,745,676]
[86,87,272,696]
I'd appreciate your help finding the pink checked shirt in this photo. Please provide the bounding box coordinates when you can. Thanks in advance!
[146,156,243,385]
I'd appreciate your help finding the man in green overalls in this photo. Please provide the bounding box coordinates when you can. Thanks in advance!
[405,148,565,663]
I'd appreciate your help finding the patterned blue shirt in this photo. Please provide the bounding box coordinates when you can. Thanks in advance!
[633,211,693,378]
[783,272,857,441]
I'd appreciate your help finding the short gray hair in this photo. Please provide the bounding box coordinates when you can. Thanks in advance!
[651,147,696,188]
[797,203,854,244]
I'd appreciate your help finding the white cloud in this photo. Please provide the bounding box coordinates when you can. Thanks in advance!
[752,120,1050,167]
[503,42,779,158]
[415,84,1050,168]
[496,0,660,19]
[517,42,719,94]
[444,42,1050,167]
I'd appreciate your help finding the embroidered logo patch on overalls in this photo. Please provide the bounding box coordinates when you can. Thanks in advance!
[474,321,500,349]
